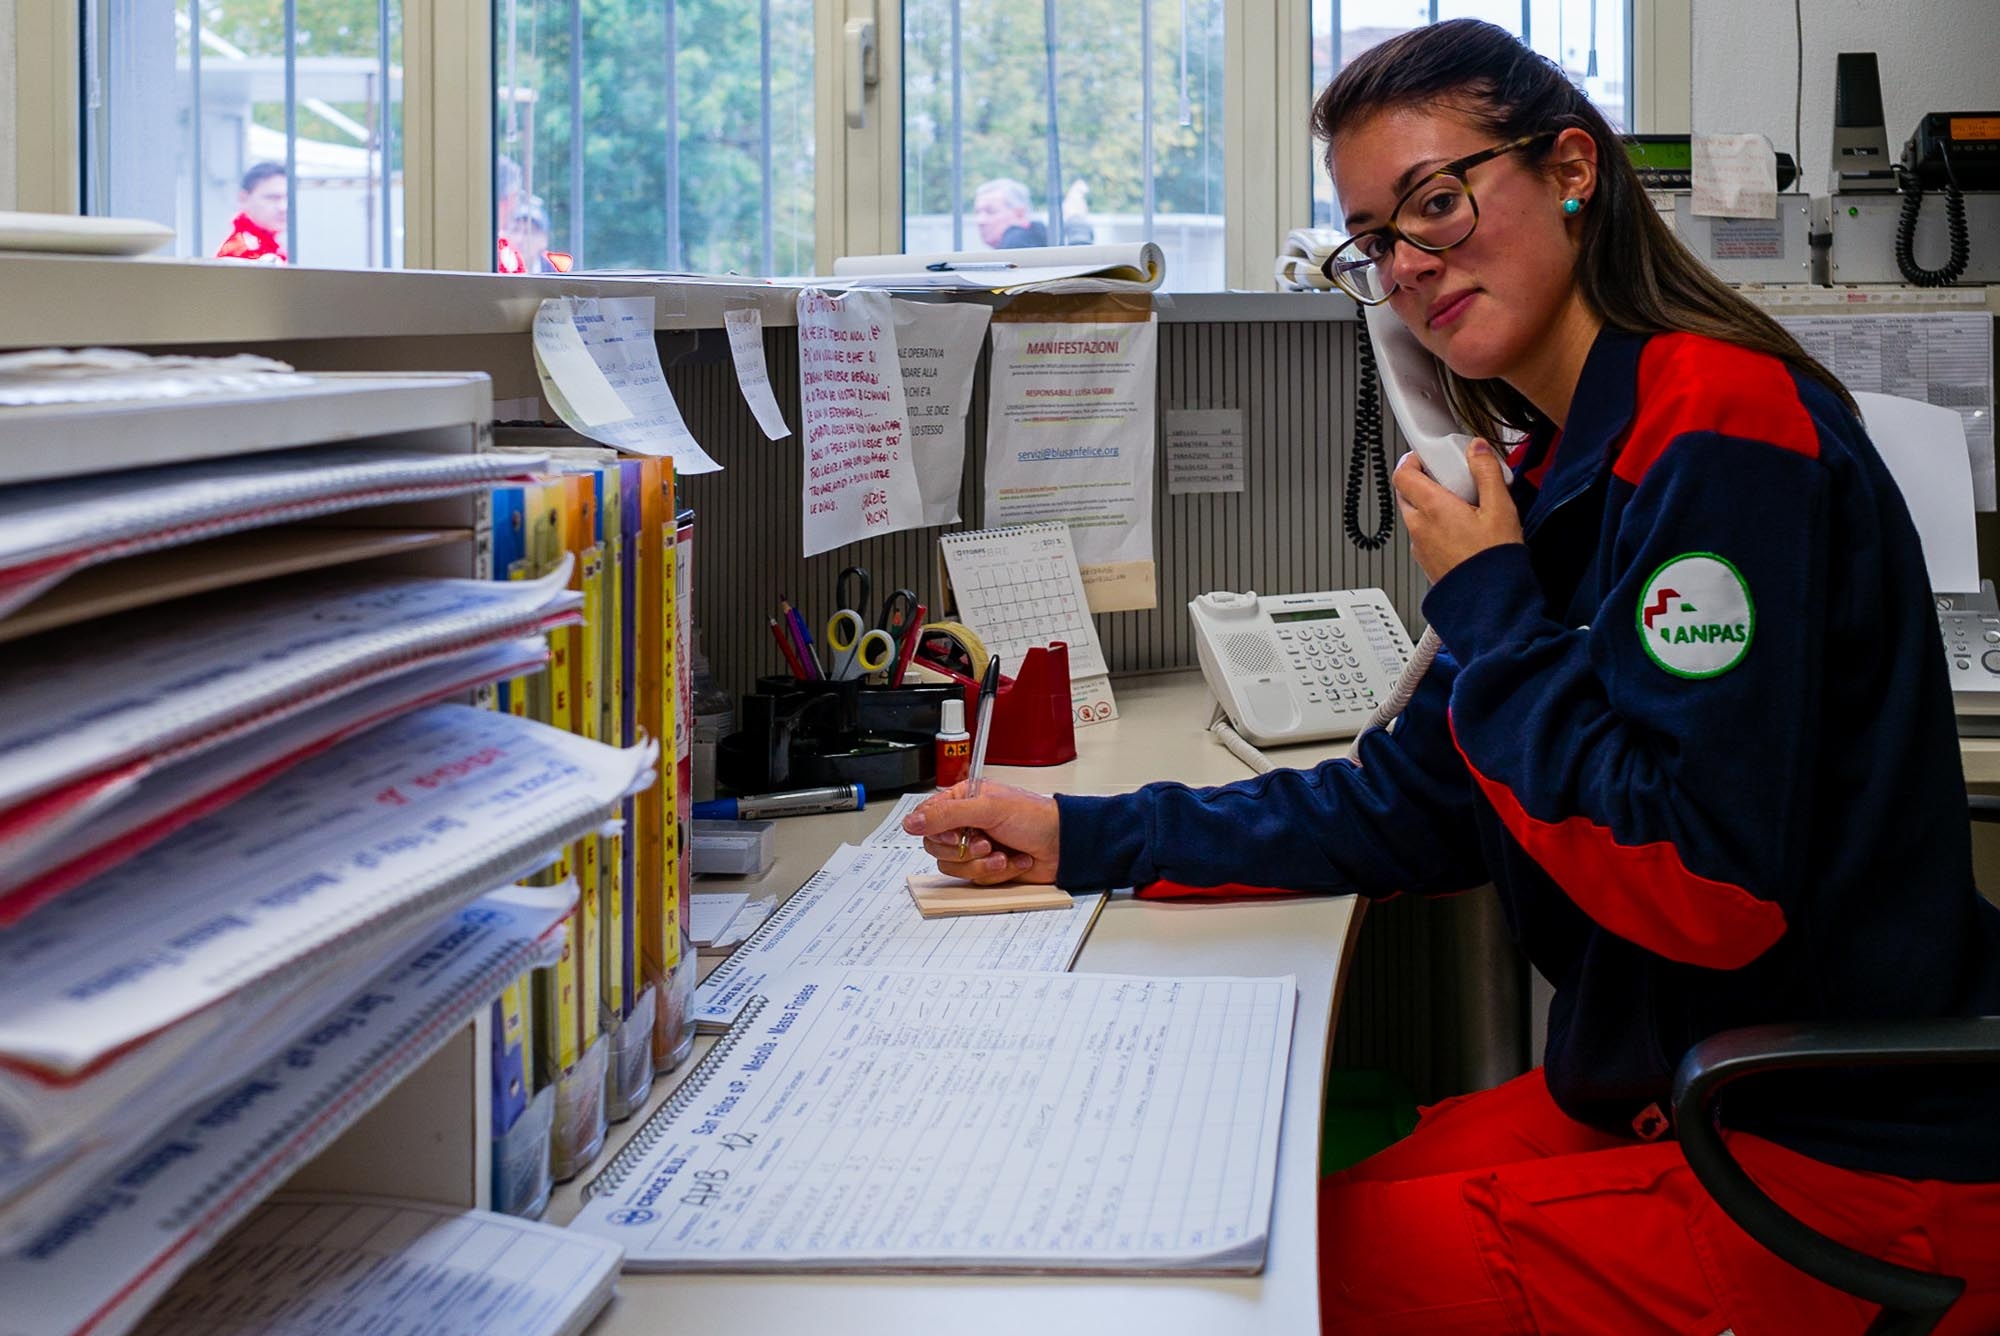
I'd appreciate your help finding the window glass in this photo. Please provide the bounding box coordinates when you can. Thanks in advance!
[902,0,1225,291]
[1309,0,1627,227]
[495,0,815,275]
[85,0,404,268]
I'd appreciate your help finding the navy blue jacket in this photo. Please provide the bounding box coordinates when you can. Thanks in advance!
[1059,327,2000,1182]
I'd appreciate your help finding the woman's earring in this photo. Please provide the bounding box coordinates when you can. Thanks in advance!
[1562,197,1584,216]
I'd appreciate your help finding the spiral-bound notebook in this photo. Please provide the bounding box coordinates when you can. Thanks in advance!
[571,965,1296,1274]
[691,842,1105,1031]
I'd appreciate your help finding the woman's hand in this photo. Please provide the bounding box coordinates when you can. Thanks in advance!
[903,780,1061,884]
[1392,439,1524,584]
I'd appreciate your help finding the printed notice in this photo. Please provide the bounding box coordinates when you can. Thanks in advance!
[1166,408,1247,494]
[724,307,792,440]
[893,298,993,525]
[532,296,722,473]
[984,311,1159,611]
[1691,132,1778,220]
[1778,312,1996,509]
[797,288,926,558]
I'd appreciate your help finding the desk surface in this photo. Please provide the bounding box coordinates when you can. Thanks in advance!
[554,671,1359,1335]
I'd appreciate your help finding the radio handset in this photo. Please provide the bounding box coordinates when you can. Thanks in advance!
[1354,303,1510,741]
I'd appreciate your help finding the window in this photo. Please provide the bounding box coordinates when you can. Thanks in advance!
[901,0,1226,291]
[84,0,405,268]
[1309,0,1629,227]
[494,0,815,276]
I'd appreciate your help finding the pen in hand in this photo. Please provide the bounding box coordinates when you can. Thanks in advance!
[956,656,1002,861]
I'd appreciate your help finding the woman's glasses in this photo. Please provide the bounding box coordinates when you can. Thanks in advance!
[1322,133,1554,306]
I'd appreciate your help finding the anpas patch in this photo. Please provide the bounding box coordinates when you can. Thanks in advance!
[1636,552,1754,679]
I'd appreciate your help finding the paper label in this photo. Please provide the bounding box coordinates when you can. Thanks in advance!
[533,297,722,473]
[891,298,993,525]
[1691,132,1778,219]
[723,307,792,440]
[1165,408,1247,494]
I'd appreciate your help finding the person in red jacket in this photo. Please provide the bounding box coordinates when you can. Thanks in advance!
[904,19,2000,1335]
[214,162,288,263]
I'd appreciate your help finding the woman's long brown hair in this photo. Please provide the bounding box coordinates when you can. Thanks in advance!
[1313,19,1854,441]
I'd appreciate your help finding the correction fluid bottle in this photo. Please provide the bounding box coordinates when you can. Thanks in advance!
[934,697,971,788]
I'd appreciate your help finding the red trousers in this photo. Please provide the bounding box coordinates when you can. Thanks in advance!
[1317,1069,2000,1335]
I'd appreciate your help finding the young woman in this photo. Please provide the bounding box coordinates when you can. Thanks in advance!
[904,19,2000,1334]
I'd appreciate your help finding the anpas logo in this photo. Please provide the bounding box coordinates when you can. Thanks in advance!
[1636,552,1753,679]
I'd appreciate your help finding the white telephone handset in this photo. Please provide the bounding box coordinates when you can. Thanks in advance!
[1361,301,1510,502]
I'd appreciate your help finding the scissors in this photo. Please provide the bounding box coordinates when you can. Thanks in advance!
[826,567,920,680]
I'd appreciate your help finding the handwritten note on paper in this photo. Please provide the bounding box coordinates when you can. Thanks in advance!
[1166,409,1248,494]
[796,288,925,558]
[893,298,993,525]
[1691,132,1778,219]
[532,296,723,473]
[724,307,792,440]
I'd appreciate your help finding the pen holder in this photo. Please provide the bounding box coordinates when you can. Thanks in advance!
[922,643,1078,768]
[718,679,957,796]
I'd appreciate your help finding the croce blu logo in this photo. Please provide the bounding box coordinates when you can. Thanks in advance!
[605,1208,657,1226]
[1636,553,1754,679]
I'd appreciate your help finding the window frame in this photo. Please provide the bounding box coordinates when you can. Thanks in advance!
[11,0,1685,274]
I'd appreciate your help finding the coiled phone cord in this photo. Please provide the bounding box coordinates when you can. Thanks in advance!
[1343,319,1396,550]
[1894,163,1970,287]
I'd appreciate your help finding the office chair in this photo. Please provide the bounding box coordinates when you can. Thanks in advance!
[1673,795,2000,1336]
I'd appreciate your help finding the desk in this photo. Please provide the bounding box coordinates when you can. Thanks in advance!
[551,671,1360,1335]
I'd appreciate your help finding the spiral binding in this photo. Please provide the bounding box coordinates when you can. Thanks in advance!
[692,864,840,1022]
[1894,167,1970,288]
[585,995,768,1199]
[1343,319,1395,551]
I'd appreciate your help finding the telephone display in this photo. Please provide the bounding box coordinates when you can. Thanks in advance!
[1189,588,1416,746]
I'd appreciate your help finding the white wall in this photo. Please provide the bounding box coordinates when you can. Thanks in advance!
[1,0,17,212]
[1693,0,1999,198]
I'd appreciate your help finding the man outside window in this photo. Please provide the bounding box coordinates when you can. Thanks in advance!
[215,162,288,263]
[973,178,1047,249]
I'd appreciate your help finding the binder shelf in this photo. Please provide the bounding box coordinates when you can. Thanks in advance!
[0,368,582,1336]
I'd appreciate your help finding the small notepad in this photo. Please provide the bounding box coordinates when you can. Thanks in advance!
[908,872,1073,917]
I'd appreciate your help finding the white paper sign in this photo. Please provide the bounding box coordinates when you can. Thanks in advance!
[723,307,792,440]
[984,315,1159,611]
[532,296,723,473]
[1691,132,1778,220]
[1166,408,1247,494]
[796,288,926,558]
[891,299,993,525]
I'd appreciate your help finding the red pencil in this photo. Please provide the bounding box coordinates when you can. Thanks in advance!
[769,617,808,680]
[890,602,927,686]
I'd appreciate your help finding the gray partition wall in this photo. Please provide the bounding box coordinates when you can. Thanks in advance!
[662,307,1430,703]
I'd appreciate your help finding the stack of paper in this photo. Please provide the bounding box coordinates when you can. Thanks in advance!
[0,705,656,1253]
[0,446,544,618]
[131,1195,622,1336]
[822,242,1166,293]
[0,638,550,922]
[0,562,582,895]
[0,885,578,1336]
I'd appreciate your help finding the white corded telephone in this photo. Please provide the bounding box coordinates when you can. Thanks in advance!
[1191,302,1494,766]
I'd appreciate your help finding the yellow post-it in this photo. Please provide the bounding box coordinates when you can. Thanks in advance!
[906,873,1074,918]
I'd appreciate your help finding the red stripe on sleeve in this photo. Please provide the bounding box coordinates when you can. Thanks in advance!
[1450,718,1787,970]
[1614,335,1820,487]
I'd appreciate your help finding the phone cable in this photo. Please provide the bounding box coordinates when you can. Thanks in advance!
[1344,319,1395,550]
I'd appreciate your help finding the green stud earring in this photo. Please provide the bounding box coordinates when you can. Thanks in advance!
[1562,197,1583,216]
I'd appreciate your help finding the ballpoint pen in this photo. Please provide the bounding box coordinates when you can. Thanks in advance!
[925,260,1018,271]
[956,656,1002,860]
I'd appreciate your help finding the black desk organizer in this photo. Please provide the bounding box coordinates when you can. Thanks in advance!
[717,676,956,797]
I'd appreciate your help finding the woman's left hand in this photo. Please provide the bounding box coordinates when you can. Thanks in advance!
[1393,439,1525,584]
